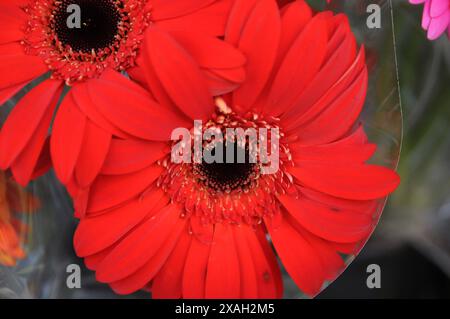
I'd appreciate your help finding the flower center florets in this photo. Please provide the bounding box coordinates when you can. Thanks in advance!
[22,0,151,84]
[158,100,295,225]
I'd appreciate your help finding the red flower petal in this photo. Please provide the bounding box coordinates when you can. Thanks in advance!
[0,81,29,106]
[292,223,345,282]
[274,0,312,70]
[225,0,259,46]
[0,4,26,45]
[288,163,400,200]
[101,139,168,175]
[87,69,191,141]
[324,15,356,63]
[75,121,112,188]
[152,229,193,299]
[265,13,328,116]
[298,185,379,214]
[0,27,23,46]
[0,55,47,89]
[291,140,377,165]
[110,218,186,294]
[75,188,166,257]
[282,26,362,127]
[144,28,214,120]
[30,137,52,181]
[205,223,241,298]
[151,0,217,20]
[87,164,163,212]
[182,221,214,299]
[206,67,247,85]
[331,241,362,255]
[132,55,180,113]
[278,194,373,243]
[168,30,246,95]
[4,0,30,7]
[84,244,117,271]
[10,122,53,187]
[253,227,284,298]
[295,68,368,144]
[0,43,26,56]
[202,69,242,96]
[95,204,183,283]
[154,0,234,36]
[232,225,260,299]
[72,185,89,219]
[265,213,325,296]
[230,0,281,111]
[0,79,62,170]
[169,30,246,69]
[51,92,87,184]
[71,82,133,139]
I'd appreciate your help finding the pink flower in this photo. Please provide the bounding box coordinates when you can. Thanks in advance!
[410,0,450,40]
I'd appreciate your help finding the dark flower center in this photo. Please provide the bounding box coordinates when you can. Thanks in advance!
[158,107,292,225]
[194,143,259,193]
[53,0,122,52]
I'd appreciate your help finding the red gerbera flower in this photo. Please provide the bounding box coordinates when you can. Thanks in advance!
[0,0,244,187]
[72,0,400,298]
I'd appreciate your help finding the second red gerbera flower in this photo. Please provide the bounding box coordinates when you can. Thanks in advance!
[71,0,400,298]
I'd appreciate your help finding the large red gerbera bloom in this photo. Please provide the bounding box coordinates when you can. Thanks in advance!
[0,0,244,187]
[71,0,400,298]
